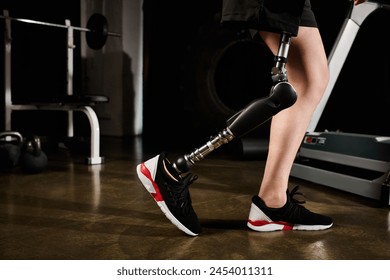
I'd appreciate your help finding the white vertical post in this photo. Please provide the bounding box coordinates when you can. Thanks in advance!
[4,10,12,131]
[66,19,74,137]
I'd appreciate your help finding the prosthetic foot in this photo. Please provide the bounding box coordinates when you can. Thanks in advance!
[172,32,297,174]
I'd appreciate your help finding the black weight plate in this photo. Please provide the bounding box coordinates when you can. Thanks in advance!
[86,13,108,50]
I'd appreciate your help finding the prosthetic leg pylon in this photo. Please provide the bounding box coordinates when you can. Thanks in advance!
[173,32,297,174]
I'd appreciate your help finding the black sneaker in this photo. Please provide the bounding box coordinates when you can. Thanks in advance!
[136,152,201,236]
[247,186,333,231]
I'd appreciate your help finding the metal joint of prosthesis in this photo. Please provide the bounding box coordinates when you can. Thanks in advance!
[172,32,298,174]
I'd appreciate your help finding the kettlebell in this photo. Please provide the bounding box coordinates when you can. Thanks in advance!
[20,135,48,174]
[0,131,23,170]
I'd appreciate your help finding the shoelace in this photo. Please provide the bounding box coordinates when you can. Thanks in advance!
[289,185,306,205]
[284,185,318,221]
[165,174,198,215]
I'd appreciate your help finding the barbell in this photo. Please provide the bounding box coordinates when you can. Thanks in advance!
[0,12,120,50]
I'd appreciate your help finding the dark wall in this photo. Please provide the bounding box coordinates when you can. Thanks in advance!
[1,0,81,101]
[142,0,228,148]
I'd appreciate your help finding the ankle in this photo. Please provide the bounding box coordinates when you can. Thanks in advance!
[258,194,287,209]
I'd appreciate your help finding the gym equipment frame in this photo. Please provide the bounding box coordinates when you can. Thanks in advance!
[2,10,119,164]
[291,0,390,205]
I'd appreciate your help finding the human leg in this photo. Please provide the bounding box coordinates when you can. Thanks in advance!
[247,27,333,231]
[258,27,329,207]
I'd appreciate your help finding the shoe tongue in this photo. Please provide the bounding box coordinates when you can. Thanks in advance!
[288,186,306,204]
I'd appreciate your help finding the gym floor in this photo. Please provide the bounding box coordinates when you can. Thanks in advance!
[0,136,389,260]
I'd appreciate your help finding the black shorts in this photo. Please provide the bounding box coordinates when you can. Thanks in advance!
[221,0,317,36]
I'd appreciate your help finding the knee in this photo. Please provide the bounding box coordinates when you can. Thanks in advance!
[303,65,330,106]
[313,67,330,103]
[292,75,328,108]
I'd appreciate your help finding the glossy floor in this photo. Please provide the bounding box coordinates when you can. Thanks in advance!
[0,136,389,260]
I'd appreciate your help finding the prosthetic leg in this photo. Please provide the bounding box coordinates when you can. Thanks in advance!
[172,32,297,174]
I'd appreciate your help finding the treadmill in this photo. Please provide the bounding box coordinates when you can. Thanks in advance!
[291,0,390,205]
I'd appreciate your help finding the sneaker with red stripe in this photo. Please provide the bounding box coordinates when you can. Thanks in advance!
[136,152,201,236]
[247,186,333,231]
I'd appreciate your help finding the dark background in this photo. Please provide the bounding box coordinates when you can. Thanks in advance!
[0,0,81,139]
[1,0,390,150]
[142,0,390,151]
